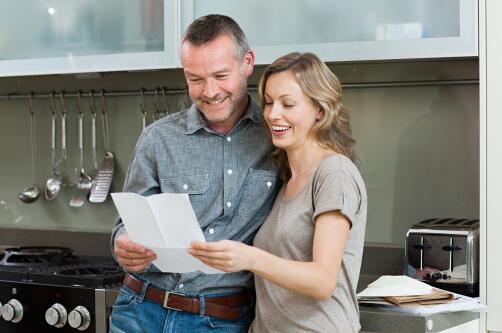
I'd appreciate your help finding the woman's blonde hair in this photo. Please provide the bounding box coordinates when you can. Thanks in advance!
[258,52,357,182]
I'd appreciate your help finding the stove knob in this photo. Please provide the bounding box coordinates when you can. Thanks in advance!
[1,299,23,323]
[68,306,91,331]
[45,303,67,328]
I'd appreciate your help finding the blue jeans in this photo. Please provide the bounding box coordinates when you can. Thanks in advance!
[109,281,254,333]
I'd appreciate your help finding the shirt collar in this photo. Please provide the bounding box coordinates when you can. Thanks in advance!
[185,95,262,134]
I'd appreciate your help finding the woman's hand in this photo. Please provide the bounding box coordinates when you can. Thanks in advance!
[189,240,257,273]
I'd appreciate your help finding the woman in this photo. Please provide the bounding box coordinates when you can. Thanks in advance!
[190,52,367,333]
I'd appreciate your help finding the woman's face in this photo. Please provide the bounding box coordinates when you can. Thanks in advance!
[263,70,321,152]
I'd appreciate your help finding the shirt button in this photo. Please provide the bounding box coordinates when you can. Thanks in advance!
[179,284,184,289]
[226,137,232,142]
[226,201,232,208]
[227,169,233,175]
[209,228,215,234]
[266,181,272,187]
[182,184,188,190]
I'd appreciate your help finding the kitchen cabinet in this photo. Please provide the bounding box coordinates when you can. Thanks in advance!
[0,0,177,76]
[180,0,478,64]
[0,0,478,77]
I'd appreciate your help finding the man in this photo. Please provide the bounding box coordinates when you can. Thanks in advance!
[109,14,279,332]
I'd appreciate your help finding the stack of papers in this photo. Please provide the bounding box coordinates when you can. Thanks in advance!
[111,192,222,274]
[357,275,486,315]
[358,275,434,298]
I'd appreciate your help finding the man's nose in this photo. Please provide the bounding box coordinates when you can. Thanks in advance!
[202,79,219,99]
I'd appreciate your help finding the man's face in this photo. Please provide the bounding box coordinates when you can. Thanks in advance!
[180,34,254,133]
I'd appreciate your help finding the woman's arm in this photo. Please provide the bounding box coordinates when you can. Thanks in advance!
[189,210,350,300]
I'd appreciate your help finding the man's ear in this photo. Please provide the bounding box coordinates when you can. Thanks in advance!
[242,49,255,77]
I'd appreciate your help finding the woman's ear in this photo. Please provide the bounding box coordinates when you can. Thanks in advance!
[316,108,324,121]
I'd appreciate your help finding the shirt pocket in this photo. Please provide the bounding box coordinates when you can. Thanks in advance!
[237,168,278,219]
[160,174,209,212]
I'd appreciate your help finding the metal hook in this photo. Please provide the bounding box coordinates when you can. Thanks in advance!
[89,90,97,115]
[28,92,35,116]
[139,89,148,129]
[99,90,108,113]
[77,90,85,116]
[59,91,68,116]
[99,90,111,152]
[139,88,147,113]
[49,91,57,115]
[153,88,163,121]
[161,87,169,116]
[58,92,68,162]
[89,90,98,171]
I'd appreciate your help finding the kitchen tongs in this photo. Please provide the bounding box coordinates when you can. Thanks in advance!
[89,92,114,203]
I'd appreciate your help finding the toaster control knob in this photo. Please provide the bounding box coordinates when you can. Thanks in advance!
[68,306,91,331]
[1,299,23,323]
[45,303,67,328]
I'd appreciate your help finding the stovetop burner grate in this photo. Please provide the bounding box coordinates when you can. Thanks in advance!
[0,246,124,288]
[0,246,79,266]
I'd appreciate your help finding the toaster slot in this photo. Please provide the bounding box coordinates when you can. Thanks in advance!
[406,234,433,276]
[406,234,467,281]
[412,236,430,270]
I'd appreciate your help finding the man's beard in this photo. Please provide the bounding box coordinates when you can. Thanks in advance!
[193,78,248,124]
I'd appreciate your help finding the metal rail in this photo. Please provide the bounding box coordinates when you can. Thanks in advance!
[0,79,479,100]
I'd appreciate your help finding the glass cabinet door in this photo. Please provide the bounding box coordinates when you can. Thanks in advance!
[0,0,177,76]
[180,0,477,64]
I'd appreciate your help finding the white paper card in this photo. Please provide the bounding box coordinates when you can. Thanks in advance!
[358,275,433,298]
[111,192,222,274]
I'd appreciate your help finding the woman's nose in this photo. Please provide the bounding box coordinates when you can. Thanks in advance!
[268,103,282,119]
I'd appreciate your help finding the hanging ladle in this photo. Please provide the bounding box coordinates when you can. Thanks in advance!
[69,91,93,207]
[19,93,40,203]
[45,92,64,200]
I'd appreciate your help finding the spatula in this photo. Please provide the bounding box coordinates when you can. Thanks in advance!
[88,92,114,203]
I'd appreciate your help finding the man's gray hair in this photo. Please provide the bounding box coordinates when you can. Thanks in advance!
[181,14,250,60]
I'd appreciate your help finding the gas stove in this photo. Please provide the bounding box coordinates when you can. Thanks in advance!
[0,246,124,333]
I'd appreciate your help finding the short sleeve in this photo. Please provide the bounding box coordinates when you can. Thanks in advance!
[312,156,364,227]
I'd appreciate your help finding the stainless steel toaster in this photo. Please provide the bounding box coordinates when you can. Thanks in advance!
[405,218,479,296]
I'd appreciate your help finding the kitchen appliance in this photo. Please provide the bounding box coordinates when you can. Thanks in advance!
[405,218,479,297]
[0,246,123,333]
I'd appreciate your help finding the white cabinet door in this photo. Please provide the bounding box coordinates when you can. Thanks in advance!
[180,0,477,64]
[0,0,178,76]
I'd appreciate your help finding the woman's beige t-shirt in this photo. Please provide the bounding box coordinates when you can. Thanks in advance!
[250,154,367,333]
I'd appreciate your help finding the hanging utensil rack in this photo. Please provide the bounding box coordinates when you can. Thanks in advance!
[0,79,480,101]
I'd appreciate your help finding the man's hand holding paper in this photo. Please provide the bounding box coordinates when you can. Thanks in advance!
[114,234,157,272]
[111,192,222,274]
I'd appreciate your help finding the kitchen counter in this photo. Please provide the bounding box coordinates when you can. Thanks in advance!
[360,306,479,333]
